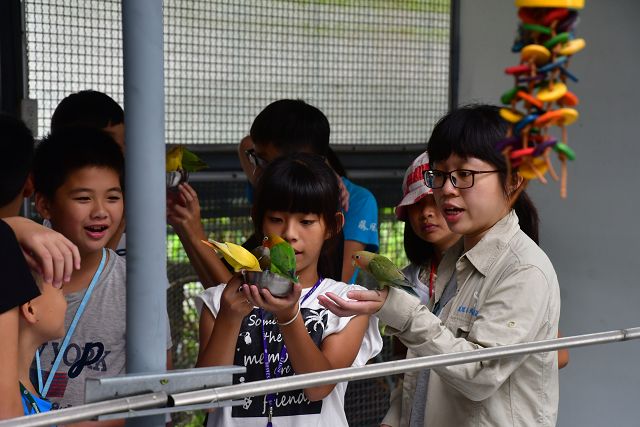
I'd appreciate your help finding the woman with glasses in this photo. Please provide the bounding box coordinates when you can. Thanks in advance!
[319,104,561,427]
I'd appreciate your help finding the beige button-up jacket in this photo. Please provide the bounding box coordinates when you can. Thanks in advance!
[379,211,560,427]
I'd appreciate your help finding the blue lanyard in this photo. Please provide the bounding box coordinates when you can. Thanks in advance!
[36,248,107,398]
[259,277,323,426]
[20,382,41,414]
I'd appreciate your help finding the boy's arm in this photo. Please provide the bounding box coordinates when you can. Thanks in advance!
[167,184,232,287]
[2,216,80,287]
[0,308,22,420]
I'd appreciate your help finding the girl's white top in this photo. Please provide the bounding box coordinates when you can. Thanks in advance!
[195,278,383,427]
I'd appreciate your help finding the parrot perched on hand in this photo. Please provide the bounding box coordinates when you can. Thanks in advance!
[166,145,208,173]
[166,145,208,189]
[352,251,416,294]
[262,234,298,283]
[201,239,261,272]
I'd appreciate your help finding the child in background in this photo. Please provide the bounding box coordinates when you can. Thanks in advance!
[50,90,126,254]
[319,105,561,427]
[32,127,129,419]
[18,272,67,415]
[0,113,79,420]
[168,99,379,286]
[196,153,382,426]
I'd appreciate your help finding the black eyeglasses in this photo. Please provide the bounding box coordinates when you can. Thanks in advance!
[424,169,501,189]
[245,148,269,169]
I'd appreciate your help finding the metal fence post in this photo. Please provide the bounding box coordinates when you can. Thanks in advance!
[122,0,166,426]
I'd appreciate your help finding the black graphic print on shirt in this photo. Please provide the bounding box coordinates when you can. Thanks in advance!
[231,307,329,419]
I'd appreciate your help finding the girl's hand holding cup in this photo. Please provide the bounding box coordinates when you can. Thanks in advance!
[219,273,254,321]
[242,281,303,325]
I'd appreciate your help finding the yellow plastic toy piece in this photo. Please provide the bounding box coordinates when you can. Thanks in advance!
[515,0,584,9]
[557,108,579,125]
[521,45,551,66]
[519,157,549,181]
[558,38,586,56]
[537,82,568,103]
[500,108,524,124]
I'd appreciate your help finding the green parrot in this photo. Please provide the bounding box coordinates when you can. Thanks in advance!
[263,234,298,283]
[352,251,416,295]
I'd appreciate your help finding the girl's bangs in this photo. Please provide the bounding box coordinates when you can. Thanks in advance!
[258,161,333,215]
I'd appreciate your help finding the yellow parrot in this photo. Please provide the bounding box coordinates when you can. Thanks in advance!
[201,239,261,272]
[166,145,184,172]
[166,145,208,172]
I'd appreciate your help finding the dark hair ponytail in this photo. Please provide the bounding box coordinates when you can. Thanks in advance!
[427,104,539,243]
[512,190,539,244]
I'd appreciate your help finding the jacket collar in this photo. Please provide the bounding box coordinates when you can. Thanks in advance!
[462,210,520,276]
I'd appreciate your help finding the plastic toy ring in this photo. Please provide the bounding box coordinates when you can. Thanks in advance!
[533,138,558,156]
[500,108,524,123]
[559,91,579,106]
[543,32,571,50]
[515,1,584,10]
[521,44,551,65]
[537,81,568,103]
[514,114,539,134]
[553,142,576,160]
[516,91,544,109]
[501,86,527,104]
[519,157,549,181]
[505,64,532,75]
[510,147,536,159]
[558,38,586,56]
[521,23,552,35]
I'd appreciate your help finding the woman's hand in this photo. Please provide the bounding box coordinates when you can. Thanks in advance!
[242,282,302,323]
[218,274,254,321]
[3,217,80,287]
[318,288,389,317]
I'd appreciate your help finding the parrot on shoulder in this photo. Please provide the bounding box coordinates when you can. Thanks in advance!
[262,234,298,283]
[352,251,416,295]
[201,239,261,272]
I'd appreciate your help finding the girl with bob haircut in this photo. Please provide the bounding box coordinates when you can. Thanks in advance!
[196,153,382,427]
[319,104,561,427]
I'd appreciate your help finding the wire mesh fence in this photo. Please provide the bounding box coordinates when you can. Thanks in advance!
[22,1,450,425]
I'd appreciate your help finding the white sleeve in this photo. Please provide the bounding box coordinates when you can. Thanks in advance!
[194,285,226,318]
[322,283,383,367]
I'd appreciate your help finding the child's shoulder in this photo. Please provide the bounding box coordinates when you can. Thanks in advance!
[195,284,226,317]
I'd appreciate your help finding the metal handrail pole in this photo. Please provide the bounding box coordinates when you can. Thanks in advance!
[0,392,168,427]
[171,327,640,406]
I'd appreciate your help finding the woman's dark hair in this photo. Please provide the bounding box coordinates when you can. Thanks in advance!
[252,152,343,279]
[404,220,436,266]
[426,104,539,243]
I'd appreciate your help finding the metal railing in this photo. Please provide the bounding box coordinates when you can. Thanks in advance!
[3,327,640,427]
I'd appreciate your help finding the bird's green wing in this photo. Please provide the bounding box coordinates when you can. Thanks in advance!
[369,255,413,289]
[270,242,298,282]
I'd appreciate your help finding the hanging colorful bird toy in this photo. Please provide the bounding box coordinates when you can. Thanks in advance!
[499,0,585,198]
